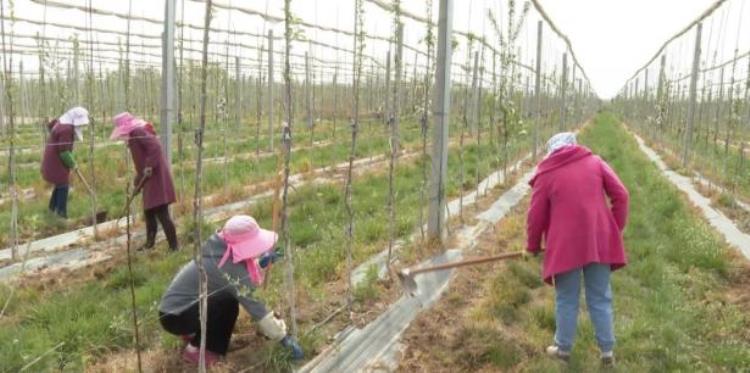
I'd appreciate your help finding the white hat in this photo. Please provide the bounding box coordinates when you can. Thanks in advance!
[59,106,90,127]
[546,132,577,156]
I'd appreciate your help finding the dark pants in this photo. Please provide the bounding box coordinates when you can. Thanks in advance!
[48,184,69,218]
[144,204,178,250]
[159,295,240,355]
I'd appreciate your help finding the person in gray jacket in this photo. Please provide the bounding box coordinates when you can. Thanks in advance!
[158,215,303,366]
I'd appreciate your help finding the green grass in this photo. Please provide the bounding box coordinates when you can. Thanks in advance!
[0,114,533,371]
[474,112,750,371]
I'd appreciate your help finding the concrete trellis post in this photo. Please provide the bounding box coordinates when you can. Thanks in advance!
[160,0,176,164]
[533,20,543,159]
[714,67,725,147]
[682,23,702,167]
[332,70,338,137]
[384,50,391,125]
[577,78,582,123]
[656,54,666,136]
[643,69,649,126]
[427,0,453,241]
[634,78,639,126]
[392,23,404,153]
[235,56,241,129]
[469,51,479,132]
[73,42,80,105]
[570,65,576,124]
[559,52,567,130]
[268,29,274,151]
[305,52,313,144]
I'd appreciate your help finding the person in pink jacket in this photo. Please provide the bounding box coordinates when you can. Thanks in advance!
[526,132,629,367]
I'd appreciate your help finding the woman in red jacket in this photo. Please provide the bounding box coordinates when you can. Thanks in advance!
[41,107,90,218]
[526,132,629,366]
[111,112,178,251]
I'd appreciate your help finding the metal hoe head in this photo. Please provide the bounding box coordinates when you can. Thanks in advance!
[396,268,419,297]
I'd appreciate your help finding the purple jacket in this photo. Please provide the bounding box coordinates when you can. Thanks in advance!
[128,127,176,210]
[41,123,75,186]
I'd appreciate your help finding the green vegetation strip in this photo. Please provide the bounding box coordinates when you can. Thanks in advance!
[0,123,528,371]
[400,112,750,372]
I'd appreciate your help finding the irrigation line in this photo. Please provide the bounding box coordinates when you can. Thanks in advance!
[124,181,143,373]
[418,0,433,244]
[528,0,591,84]
[282,0,298,338]
[18,342,65,372]
[386,10,403,270]
[193,0,214,370]
[624,0,728,85]
[345,0,364,320]
[25,1,387,67]
[2,0,19,262]
[86,0,99,241]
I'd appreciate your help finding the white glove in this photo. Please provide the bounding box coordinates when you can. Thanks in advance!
[257,312,288,342]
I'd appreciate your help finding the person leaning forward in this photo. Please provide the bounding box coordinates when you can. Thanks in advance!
[110,112,179,251]
[527,132,629,367]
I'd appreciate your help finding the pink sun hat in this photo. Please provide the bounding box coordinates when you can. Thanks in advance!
[109,111,153,140]
[217,215,278,285]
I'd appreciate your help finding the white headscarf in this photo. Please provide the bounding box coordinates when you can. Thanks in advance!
[546,132,577,156]
[59,106,90,141]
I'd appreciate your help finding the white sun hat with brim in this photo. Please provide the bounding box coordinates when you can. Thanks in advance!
[59,106,90,126]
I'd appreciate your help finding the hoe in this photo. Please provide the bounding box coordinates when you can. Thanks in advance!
[397,251,527,297]
[74,168,108,224]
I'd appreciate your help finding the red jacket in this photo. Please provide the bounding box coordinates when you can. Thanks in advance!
[41,123,75,185]
[527,145,629,284]
[127,127,176,210]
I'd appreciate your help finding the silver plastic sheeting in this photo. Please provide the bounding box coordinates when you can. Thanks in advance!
[302,167,537,372]
[631,131,750,260]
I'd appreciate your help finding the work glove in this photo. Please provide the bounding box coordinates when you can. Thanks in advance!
[280,335,304,361]
[59,150,77,169]
[259,247,284,268]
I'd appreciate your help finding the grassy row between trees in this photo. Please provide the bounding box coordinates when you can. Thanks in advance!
[397,112,750,372]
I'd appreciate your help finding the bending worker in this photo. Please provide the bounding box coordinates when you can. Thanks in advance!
[526,132,629,367]
[158,215,304,366]
[41,106,90,219]
[110,112,178,251]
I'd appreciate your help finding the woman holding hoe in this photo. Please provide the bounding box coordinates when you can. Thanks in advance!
[527,132,629,367]
[110,112,179,251]
[41,106,90,219]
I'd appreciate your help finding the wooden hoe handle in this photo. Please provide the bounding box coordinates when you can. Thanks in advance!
[408,251,525,275]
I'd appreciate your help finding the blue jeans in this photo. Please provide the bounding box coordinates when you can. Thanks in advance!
[554,263,615,353]
[48,184,69,218]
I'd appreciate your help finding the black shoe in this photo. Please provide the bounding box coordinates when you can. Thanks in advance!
[137,242,155,251]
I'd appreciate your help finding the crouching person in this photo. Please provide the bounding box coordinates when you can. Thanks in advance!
[158,215,303,367]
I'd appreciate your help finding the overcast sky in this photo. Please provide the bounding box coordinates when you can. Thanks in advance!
[6,0,747,99]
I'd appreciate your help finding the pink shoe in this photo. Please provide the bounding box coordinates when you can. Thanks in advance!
[182,344,221,367]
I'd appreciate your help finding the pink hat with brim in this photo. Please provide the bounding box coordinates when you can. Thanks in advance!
[110,112,139,140]
[217,215,278,285]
